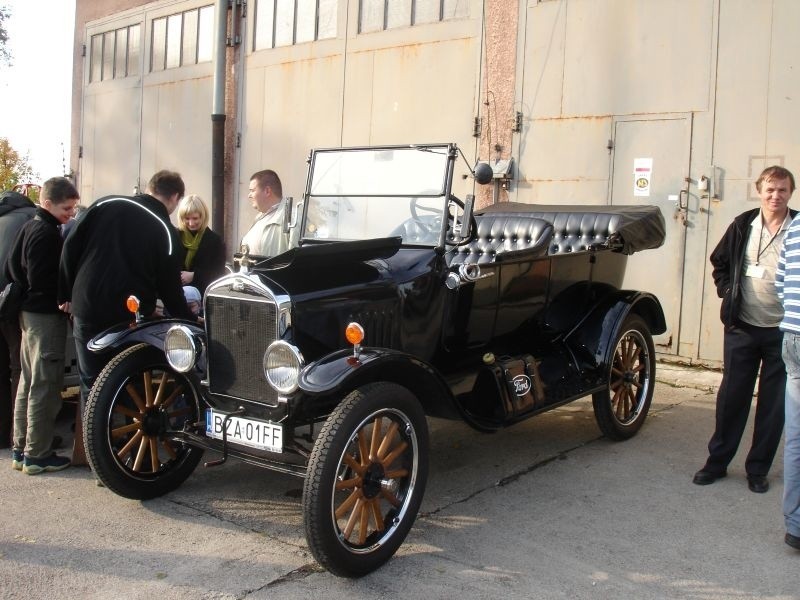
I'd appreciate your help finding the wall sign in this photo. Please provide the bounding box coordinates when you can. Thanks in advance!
[634,158,653,197]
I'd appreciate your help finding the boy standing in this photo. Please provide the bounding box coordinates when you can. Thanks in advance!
[6,177,79,474]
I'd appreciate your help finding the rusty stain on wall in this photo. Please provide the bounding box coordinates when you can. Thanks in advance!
[477,0,518,209]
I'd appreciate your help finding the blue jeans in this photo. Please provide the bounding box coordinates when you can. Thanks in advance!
[783,332,800,537]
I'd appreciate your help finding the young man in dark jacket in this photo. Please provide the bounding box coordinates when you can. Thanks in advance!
[0,191,37,448]
[6,178,79,473]
[693,165,796,493]
[58,170,194,424]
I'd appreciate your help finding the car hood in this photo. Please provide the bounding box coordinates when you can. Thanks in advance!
[246,241,446,361]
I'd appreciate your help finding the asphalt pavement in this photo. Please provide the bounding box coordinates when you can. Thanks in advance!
[1,361,798,600]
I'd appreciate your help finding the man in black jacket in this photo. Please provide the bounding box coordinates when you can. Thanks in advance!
[0,191,37,448]
[58,171,194,427]
[6,178,79,474]
[693,165,796,493]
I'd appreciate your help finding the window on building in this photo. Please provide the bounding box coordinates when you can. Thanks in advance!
[253,0,338,50]
[128,25,141,77]
[151,5,214,72]
[114,28,128,77]
[198,6,214,62]
[89,23,142,82]
[165,14,182,69]
[360,0,468,33]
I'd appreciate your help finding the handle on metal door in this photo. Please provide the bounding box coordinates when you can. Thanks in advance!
[675,189,689,227]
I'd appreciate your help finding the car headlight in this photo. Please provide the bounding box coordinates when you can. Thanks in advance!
[263,341,304,394]
[164,325,198,373]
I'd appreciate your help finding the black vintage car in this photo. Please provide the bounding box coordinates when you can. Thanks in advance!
[84,143,666,577]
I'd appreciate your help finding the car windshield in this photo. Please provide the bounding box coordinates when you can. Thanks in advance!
[301,146,452,246]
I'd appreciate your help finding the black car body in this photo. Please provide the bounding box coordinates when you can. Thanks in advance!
[84,143,666,576]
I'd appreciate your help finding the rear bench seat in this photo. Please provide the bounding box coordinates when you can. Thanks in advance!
[447,209,621,265]
[520,210,623,255]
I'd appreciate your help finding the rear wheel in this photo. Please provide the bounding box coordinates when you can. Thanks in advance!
[85,344,204,499]
[592,315,655,440]
[302,382,429,577]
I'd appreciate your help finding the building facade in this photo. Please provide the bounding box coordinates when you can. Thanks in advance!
[70,0,800,366]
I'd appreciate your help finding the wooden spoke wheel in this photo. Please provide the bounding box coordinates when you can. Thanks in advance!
[85,344,204,499]
[303,382,429,577]
[592,314,655,440]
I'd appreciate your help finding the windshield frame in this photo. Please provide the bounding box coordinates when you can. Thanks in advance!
[299,144,458,248]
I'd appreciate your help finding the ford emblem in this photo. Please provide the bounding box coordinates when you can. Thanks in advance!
[512,374,532,396]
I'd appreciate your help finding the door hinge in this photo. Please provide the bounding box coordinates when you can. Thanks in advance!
[78,146,83,158]
[81,44,86,57]
[513,111,523,133]
[236,133,241,148]
[472,116,482,138]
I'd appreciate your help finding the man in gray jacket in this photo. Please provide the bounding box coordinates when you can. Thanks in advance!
[0,191,36,448]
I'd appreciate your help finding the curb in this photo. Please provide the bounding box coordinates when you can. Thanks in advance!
[656,361,722,393]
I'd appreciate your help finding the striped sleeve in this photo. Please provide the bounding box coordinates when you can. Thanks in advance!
[779,214,800,332]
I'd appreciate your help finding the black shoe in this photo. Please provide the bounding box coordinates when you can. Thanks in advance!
[22,452,71,475]
[747,475,769,493]
[786,533,800,550]
[692,468,727,485]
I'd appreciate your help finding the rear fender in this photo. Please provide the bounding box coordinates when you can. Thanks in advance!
[299,348,460,419]
[564,290,666,372]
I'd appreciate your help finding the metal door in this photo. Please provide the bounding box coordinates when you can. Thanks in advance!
[611,117,692,354]
[81,18,144,202]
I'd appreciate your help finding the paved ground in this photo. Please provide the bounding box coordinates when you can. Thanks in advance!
[1,362,798,600]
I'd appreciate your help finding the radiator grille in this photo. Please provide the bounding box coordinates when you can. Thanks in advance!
[205,291,278,404]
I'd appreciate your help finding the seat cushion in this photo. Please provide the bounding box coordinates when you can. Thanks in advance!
[447,216,554,265]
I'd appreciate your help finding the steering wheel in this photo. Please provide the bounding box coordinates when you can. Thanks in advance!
[409,196,476,246]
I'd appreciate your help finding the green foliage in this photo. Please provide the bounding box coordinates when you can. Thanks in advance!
[0,137,38,192]
[0,5,10,66]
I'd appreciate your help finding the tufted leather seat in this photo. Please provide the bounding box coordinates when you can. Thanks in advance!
[521,211,621,255]
[447,215,554,265]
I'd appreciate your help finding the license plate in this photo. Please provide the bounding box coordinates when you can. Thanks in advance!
[205,409,283,453]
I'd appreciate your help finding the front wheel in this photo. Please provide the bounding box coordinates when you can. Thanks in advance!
[302,382,429,577]
[85,343,204,499]
[592,314,655,440]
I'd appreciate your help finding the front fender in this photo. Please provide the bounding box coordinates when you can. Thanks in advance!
[88,318,204,354]
[298,348,460,419]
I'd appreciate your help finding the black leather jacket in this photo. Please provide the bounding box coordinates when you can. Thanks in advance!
[710,207,797,327]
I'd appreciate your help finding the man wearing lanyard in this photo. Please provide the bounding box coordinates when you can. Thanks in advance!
[693,166,796,493]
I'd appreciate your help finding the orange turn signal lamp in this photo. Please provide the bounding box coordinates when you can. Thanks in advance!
[345,322,364,346]
[126,295,140,314]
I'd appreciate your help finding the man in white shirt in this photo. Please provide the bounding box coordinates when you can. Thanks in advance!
[240,169,289,257]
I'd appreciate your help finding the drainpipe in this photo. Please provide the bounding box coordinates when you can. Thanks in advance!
[211,0,227,235]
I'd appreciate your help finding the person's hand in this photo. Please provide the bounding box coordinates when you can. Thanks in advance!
[180,271,194,285]
[58,301,71,314]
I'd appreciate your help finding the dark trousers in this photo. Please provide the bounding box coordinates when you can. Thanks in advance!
[71,318,112,415]
[705,322,786,476]
[0,319,22,447]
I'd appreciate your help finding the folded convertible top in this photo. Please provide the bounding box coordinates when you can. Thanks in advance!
[476,202,666,255]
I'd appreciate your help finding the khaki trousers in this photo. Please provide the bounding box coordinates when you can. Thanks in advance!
[13,311,67,458]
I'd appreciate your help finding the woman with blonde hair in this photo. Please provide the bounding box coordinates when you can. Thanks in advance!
[176,194,226,296]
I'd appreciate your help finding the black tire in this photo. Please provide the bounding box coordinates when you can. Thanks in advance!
[84,343,204,499]
[302,382,429,577]
[592,314,655,440]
